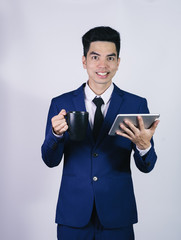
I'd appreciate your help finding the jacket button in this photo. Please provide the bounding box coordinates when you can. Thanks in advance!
[93,153,98,157]
[93,176,98,181]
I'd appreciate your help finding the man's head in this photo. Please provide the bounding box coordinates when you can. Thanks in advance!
[82,26,121,95]
[82,26,121,58]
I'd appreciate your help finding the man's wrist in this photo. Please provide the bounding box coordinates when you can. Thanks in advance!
[136,144,151,157]
[52,129,63,138]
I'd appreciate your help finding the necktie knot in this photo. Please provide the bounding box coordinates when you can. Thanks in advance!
[92,97,104,108]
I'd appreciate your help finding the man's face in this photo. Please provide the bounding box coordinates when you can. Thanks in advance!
[82,41,120,91]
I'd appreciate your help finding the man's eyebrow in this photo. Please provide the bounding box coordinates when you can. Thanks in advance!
[107,53,116,57]
[90,51,100,56]
[89,52,117,57]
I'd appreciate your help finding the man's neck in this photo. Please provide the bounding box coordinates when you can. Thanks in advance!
[88,81,112,96]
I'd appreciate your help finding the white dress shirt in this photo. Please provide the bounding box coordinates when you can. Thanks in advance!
[84,82,113,129]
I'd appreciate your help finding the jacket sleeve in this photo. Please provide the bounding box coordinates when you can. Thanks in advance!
[133,142,157,173]
[133,98,157,173]
[41,99,65,168]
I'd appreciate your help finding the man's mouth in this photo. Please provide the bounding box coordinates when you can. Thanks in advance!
[96,72,109,76]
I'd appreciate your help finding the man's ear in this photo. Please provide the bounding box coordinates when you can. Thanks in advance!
[82,56,87,69]
[117,57,121,69]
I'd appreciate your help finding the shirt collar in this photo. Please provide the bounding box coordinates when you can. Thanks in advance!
[84,82,114,104]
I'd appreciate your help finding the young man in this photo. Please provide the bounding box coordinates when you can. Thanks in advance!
[41,26,159,240]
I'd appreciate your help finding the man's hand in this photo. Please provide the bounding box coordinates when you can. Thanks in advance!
[116,116,159,150]
[51,109,68,135]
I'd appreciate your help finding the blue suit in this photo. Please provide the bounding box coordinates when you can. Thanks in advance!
[41,83,157,229]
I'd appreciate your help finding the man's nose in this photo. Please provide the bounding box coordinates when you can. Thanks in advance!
[97,58,107,68]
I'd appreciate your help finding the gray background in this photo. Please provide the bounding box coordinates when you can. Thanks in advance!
[1,0,181,239]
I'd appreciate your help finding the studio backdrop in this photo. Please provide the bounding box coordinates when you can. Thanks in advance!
[1,0,181,239]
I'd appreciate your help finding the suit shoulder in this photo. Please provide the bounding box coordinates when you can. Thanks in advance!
[122,90,146,101]
[51,84,84,104]
[114,85,147,102]
[52,90,74,103]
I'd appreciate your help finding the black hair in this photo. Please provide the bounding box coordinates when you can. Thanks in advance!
[82,26,121,58]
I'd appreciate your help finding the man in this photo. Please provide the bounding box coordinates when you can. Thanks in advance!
[41,26,159,240]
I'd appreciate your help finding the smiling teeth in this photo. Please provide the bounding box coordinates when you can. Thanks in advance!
[97,72,108,76]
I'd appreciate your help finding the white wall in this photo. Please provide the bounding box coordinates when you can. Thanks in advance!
[1,0,181,239]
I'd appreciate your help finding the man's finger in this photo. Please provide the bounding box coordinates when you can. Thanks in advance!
[124,120,138,134]
[150,120,160,131]
[116,130,132,141]
[137,116,144,130]
[58,109,67,116]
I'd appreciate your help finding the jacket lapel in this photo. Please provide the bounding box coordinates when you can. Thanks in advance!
[72,83,87,112]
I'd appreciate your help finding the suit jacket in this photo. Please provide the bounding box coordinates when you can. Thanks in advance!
[41,83,157,228]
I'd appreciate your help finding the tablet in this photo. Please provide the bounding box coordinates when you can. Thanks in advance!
[108,113,160,136]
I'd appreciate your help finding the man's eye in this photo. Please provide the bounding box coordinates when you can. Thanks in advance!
[108,56,115,61]
[92,56,98,60]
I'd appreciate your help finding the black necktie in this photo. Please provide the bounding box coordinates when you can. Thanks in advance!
[92,97,104,140]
